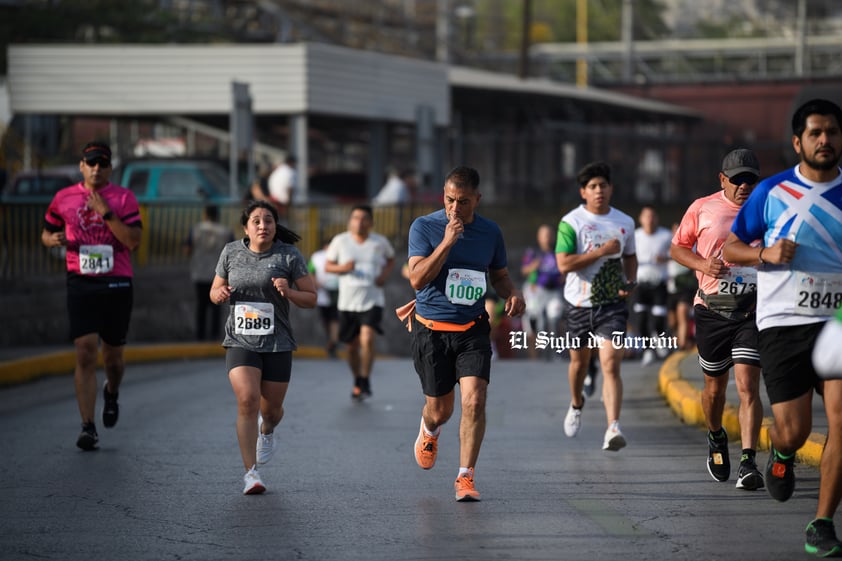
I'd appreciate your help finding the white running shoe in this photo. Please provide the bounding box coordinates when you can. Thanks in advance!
[243,466,266,495]
[641,349,656,366]
[256,415,275,466]
[602,422,627,451]
[564,403,582,437]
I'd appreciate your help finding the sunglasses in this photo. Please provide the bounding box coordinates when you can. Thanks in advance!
[84,158,111,168]
[727,173,758,186]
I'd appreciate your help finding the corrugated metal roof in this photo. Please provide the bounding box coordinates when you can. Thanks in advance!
[7,43,451,125]
[6,43,699,122]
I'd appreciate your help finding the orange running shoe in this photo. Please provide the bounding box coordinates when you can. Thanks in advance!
[414,418,438,469]
[454,468,481,502]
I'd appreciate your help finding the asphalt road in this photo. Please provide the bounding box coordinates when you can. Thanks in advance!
[0,355,826,561]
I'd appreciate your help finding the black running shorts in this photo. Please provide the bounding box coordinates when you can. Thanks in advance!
[759,321,825,405]
[66,275,133,345]
[411,314,492,397]
[564,301,628,341]
[225,347,293,383]
[694,305,760,377]
[339,306,384,343]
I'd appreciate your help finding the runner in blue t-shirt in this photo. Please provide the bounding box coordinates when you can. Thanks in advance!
[405,166,525,502]
[724,98,842,557]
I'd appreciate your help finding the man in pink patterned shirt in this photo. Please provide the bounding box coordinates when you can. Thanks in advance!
[41,141,142,451]
[670,148,764,490]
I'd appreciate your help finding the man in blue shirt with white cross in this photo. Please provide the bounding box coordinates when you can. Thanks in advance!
[724,98,842,557]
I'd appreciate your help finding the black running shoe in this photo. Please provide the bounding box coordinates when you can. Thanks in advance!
[765,446,796,502]
[583,358,598,398]
[735,454,764,490]
[360,377,372,398]
[706,429,730,482]
[76,423,99,451]
[805,518,842,557]
[102,381,119,428]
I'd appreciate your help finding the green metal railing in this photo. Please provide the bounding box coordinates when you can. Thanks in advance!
[0,202,436,279]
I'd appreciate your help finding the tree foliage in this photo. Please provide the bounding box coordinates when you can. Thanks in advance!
[472,0,671,52]
[0,0,229,74]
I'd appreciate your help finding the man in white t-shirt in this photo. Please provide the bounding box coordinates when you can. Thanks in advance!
[555,161,637,452]
[633,205,673,365]
[325,205,396,400]
[267,155,297,219]
[308,240,341,358]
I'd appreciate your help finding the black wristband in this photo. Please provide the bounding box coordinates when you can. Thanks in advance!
[102,211,114,221]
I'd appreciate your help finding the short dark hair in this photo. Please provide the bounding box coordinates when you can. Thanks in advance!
[577,161,612,187]
[351,204,373,219]
[792,98,842,138]
[204,205,220,221]
[445,166,480,190]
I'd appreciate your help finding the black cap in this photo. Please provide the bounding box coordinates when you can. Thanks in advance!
[721,148,759,178]
[82,142,112,164]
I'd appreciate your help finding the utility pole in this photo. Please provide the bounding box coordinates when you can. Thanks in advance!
[576,0,587,87]
[795,0,807,76]
[621,0,634,83]
[436,0,450,63]
[518,0,532,79]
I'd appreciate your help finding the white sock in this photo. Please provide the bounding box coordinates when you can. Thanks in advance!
[458,467,472,477]
[423,422,440,437]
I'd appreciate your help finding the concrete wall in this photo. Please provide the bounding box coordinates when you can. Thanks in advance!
[0,261,417,356]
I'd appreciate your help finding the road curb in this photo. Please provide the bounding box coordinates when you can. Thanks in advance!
[0,343,330,386]
[657,349,826,468]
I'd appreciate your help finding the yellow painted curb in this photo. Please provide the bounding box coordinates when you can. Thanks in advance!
[657,349,825,468]
[0,343,333,386]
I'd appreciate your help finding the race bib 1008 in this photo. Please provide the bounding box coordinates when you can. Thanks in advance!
[445,268,487,306]
[79,244,114,275]
[234,302,274,335]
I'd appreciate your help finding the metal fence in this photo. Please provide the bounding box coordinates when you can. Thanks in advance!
[0,202,438,280]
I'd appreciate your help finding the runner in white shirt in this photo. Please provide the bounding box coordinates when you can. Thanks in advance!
[555,161,637,452]
[632,206,673,365]
[325,205,396,400]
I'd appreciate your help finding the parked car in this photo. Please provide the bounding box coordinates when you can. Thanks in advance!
[112,158,240,203]
[1,166,83,203]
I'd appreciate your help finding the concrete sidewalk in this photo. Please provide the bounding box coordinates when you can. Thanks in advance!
[658,349,828,468]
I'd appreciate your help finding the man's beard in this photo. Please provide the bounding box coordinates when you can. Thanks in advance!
[802,150,841,171]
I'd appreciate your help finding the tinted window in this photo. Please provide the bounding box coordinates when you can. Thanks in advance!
[126,170,150,196]
[13,176,74,196]
[158,169,203,199]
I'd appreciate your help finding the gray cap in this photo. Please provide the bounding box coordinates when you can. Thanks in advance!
[721,148,760,177]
